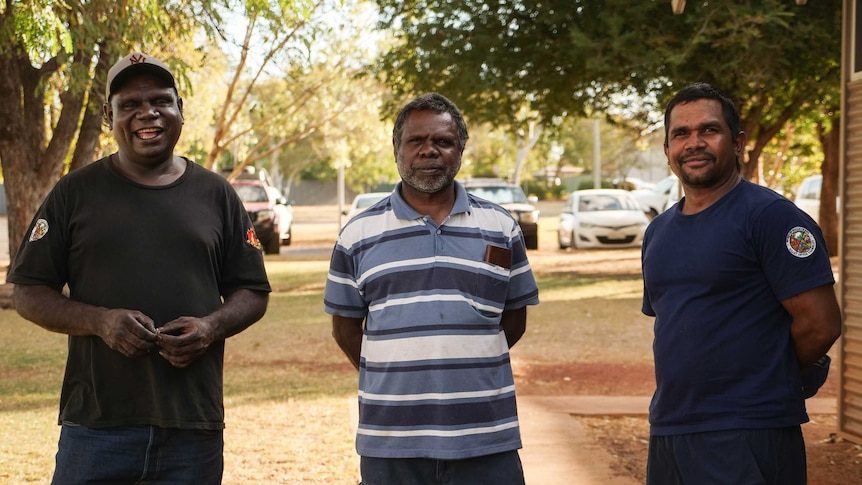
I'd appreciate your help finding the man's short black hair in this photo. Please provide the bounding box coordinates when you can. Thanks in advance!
[664,83,741,146]
[393,93,469,152]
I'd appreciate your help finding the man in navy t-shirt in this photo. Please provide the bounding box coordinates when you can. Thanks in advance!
[641,83,841,485]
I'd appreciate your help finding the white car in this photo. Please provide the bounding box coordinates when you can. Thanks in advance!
[794,174,822,223]
[558,189,650,250]
[613,177,655,191]
[267,186,294,246]
[344,192,390,223]
[630,175,678,218]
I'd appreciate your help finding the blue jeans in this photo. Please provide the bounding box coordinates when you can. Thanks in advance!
[647,426,806,485]
[360,450,525,485]
[51,423,224,484]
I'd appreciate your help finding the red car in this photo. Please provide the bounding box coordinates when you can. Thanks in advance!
[231,179,292,254]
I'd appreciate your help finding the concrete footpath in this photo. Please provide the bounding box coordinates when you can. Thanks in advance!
[518,396,641,485]
[517,395,836,485]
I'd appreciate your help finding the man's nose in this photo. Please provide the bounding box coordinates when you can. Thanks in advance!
[137,103,159,118]
[684,132,707,149]
[420,139,442,155]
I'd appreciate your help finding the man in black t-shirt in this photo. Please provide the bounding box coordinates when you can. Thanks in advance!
[8,52,271,484]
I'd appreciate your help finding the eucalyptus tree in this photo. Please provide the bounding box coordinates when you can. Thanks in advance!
[0,0,219,266]
[207,0,389,185]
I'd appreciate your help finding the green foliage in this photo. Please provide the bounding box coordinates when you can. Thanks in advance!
[521,178,566,201]
[6,0,72,61]
[374,0,840,177]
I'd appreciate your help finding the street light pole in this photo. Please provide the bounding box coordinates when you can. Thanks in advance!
[593,115,601,189]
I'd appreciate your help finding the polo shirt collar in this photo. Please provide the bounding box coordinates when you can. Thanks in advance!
[391,181,472,221]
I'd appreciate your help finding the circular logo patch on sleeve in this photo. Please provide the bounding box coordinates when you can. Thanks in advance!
[786,226,816,258]
[29,219,49,242]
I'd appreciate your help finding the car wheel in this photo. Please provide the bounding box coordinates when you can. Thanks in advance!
[558,234,568,250]
[570,230,577,250]
[524,233,538,250]
[647,208,659,219]
[264,234,280,254]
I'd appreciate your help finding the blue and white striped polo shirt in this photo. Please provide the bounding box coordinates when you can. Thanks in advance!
[324,181,540,459]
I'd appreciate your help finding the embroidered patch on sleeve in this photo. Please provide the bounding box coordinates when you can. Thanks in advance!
[29,219,49,242]
[786,226,816,258]
[246,226,263,251]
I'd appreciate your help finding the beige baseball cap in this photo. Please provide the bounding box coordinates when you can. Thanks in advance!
[105,52,176,101]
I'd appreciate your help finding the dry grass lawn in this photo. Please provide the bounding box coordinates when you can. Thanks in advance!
[3,206,858,484]
[0,209,648,484]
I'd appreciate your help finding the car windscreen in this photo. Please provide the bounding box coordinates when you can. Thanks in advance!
[467,186,528,204]
[234,185,269,203]
[579,194,639,212]
[356,195,387,209]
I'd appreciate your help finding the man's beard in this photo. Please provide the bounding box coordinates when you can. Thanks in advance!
[676,153,721,188]
[398,159,461,193]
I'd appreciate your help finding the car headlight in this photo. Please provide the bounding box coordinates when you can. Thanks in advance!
[517,210,540,224]
[256,209,275,223]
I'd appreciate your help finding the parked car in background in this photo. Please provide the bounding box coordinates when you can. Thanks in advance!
[231,179,292,254]
[344,192,390,223]
[612,177,655,191]
[558,189,650,250]
[630,175,678,218]
[794,174,822,224]
[462,178,540,249]
[268,186,293,246]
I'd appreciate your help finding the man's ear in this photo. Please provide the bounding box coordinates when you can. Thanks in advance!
[734,131,748,155]
[103,103,113,130]
[178,97,184,125]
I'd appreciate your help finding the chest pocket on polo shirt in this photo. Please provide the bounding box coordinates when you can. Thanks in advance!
[470,245,511,317]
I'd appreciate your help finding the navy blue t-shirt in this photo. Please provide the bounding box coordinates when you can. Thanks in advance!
[641,180,834,435]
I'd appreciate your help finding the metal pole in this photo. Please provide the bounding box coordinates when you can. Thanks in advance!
[337,162,345,227]
[593,116,601,189]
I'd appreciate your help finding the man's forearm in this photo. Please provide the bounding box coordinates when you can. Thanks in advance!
[332,316,364,370]
[203,289,269,342]
[13,284,105,336]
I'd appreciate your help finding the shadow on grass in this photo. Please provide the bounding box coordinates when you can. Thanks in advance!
[536,272,642,293]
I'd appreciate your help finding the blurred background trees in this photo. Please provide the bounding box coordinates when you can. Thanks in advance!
[0,0,842,265]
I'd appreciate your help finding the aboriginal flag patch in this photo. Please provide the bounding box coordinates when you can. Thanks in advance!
[246,226,263,250]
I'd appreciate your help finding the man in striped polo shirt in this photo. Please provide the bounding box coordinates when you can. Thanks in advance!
[325,93,540,484]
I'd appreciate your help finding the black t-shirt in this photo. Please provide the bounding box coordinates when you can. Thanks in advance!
[8,156,271,429]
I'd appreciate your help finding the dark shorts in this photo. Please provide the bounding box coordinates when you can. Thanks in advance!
[51,423,224,485]
[647,426,806,485]
[360,450,525,485]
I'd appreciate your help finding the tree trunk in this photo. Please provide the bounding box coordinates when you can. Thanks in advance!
[818,116,840,256]
[0,47,93,273]
[70,47,114,171]
[3,144,60,270]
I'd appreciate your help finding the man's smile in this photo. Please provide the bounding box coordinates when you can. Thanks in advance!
[136,127,162,140]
